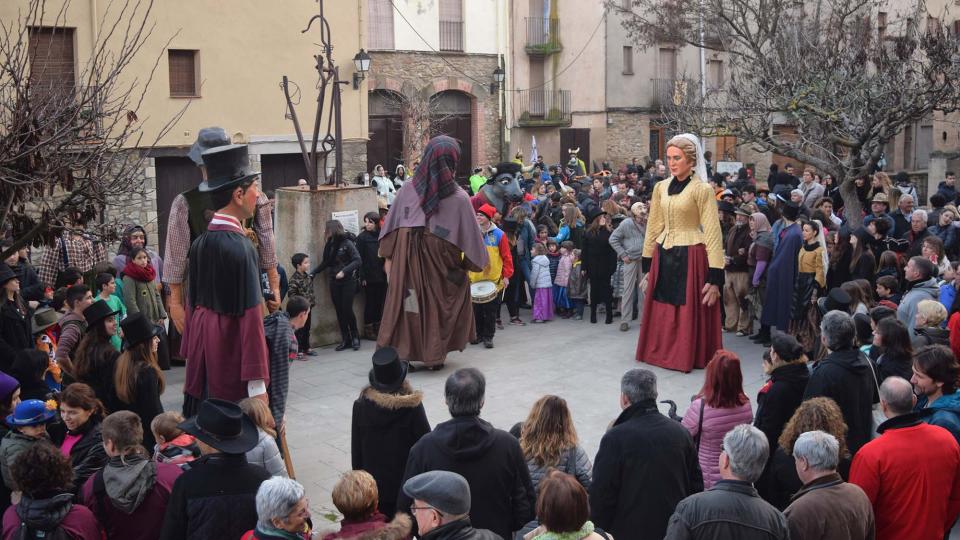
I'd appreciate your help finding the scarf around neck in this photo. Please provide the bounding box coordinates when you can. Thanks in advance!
[533,521,596,540]
[123,258,156,283]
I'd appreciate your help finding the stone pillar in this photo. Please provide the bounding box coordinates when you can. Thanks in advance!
[928,154,947,205]
[274,185,379,346]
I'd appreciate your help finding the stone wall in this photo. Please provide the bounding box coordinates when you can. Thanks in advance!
[104,155,160,251]
[368,50,500,167]
[605,110,651,168]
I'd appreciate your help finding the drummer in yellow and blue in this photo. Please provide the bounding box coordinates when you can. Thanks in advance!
[469,203,514,349]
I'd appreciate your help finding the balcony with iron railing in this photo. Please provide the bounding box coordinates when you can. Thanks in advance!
[525,17,562,56]
[515,89,572,127]
[649,78,697,109]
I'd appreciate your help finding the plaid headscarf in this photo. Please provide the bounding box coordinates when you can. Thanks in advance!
[413,136,461,219]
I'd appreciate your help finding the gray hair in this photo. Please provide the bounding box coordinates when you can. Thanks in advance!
[256,477,306,531]
[723,425,769,483]
[793,431,840,472]
[913,208,928,222]
[445,368,486,417]
[900,194,915,203]
[880,376,915,416]
[621,368,657,404]
[820,310,855,351]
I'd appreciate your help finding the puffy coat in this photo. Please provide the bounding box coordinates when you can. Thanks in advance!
[1,493,101,540]
[529,255,553,289]
[526,444,592,495]
[245,429,287,477]
[918,391,960,444]
[681,398,754,488]
[555,254,573,287]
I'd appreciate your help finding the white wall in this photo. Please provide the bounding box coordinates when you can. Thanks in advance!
[392,0,499,54]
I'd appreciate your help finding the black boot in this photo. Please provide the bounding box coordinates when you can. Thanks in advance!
[590,305,598,324]
[335,336,350,351]
[605,302,614,324]
[749,324,770,342]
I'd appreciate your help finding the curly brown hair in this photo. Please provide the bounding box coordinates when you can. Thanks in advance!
[778,397,849,459]
[12,441,74,496]
[520,395,579,468]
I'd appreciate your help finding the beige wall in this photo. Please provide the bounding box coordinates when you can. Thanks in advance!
[1,0,368,148]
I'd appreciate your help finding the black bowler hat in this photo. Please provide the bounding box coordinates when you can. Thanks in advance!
[818,287,852,315]
[82,299,119,328]
[178,398,259,454]
[369,347,408,393]
[0,264,15,287]
[120,312,162,349]
[198,144,259,193]
[585,206,607,225]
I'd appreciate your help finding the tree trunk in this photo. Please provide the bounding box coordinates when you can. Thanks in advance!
[839,178,863,229]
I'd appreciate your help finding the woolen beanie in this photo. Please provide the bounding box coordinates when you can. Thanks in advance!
[402,470,471,515]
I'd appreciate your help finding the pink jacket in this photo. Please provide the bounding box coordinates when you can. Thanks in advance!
[682,398,754,489]
[555,254,574,287]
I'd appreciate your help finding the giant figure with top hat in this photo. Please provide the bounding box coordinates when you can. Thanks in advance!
[179,143,270,415]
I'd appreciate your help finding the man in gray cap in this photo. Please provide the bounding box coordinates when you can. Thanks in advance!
[403,471,500,539]
[163,127,280,336]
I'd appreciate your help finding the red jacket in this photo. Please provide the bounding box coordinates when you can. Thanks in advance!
[850,415,960,540]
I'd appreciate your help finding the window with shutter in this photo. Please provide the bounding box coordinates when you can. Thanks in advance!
[368,0,395,50]
[28,27,76,90]
[622,46,634,74]
[439,0,463,52]
[168,50,198,97]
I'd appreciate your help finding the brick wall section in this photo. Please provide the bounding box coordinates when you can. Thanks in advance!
[605,111,651,168]
[368,50,500,167]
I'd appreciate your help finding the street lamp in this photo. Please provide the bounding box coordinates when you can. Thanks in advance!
[490,66,505,94]
[352,49,371,89]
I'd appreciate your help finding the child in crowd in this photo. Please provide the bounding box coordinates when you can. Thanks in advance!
[545,238,562,284]
[554,241,575,318]
[95,272,126,351]
[536,225,549,245]
[151,411,200,469]
[529,244,554,323]
[1,399,57,496]
[875,275,901,309]
[287,253,316,357]
[567,249,587,321]
[939,261,958,310]
[876,250,903,286]
[239,398,287,478]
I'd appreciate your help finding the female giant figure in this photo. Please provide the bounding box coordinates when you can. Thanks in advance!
[636,134,724,372]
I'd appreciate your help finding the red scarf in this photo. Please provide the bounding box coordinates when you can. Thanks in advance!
[123,258,156,283]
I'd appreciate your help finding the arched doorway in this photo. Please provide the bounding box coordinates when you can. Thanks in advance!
[430,90,472,182]
[367,90,404,176]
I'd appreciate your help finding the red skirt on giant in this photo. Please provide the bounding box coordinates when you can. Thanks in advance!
[636,243,722,373]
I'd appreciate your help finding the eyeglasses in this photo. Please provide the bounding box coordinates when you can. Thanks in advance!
[410,505,442,516]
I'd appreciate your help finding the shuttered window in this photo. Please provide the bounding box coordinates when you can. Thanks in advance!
[439,0,463,51]
[368,0,395,50]
[28,27,76,89]
[168,49,198,97]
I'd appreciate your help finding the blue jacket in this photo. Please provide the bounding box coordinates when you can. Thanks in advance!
[940,283,956,314]
[918,391,960,444]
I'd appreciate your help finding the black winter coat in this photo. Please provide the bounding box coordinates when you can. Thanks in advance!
[664,480,789,539]
[396,415,535,540]
[589,400,703,540]
[159,453,270,540]
[312,236,362,283]
[754,362,809,453]
[65,417,108,495]
[803,347,875,456]
[355,230,387,284]
[351,383,430,517]
[756,446,852,511]
[9,260,45,303]
[113,364,164,450]
[421,518,502,540]
[0,298,31,372]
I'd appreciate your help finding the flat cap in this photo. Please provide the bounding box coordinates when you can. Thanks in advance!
[402,470,471,515]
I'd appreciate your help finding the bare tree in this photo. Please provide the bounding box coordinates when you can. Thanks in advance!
[379,85,457,167]
[0,0,184,260]
[611,0,960,225]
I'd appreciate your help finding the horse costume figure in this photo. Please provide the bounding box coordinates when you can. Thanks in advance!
[470,162,525,216]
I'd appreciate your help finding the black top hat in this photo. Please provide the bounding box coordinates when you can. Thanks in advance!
[198,144,259,193]
[818,287,852,315]
[121,312,162,349]
[178,398,259,454]
[188,127,230,166]
[31,307,61,334]
[82,299,119,328]
[0,264,15,287]
[585,206,607,224]
[717,201,737,215]
[369,347,408,393]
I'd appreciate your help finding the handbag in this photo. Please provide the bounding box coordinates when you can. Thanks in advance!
[693,399,706,451]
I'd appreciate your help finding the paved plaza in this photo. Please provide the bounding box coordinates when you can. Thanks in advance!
[160,310,769,528]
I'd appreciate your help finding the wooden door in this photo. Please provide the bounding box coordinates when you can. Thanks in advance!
[260,153,309,194]
[155,156,203,258]
[560,128,591,172]
[367,116,404,174]
[431,114,472,182]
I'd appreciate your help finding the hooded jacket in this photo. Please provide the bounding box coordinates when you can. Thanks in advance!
[804,347,876,455]
[0,431,49,491]
[1,493,101,540]
[395,415,535,540]
[352,382,430,518]
[80,456,182,540]
[897,277,939,337]
[918,391,960,444]
[529,255,553,289]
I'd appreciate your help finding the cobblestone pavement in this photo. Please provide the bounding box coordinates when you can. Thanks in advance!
[161,309,770,531]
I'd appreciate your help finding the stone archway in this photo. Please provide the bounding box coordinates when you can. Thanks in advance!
[427,78,485,170]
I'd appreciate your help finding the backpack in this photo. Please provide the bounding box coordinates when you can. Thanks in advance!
[13,519,72,540]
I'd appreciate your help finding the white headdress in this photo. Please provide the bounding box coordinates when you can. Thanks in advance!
[813,219,829,279]
[675,133,709,183]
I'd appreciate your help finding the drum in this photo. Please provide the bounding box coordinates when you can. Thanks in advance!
[470,280,498,304]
